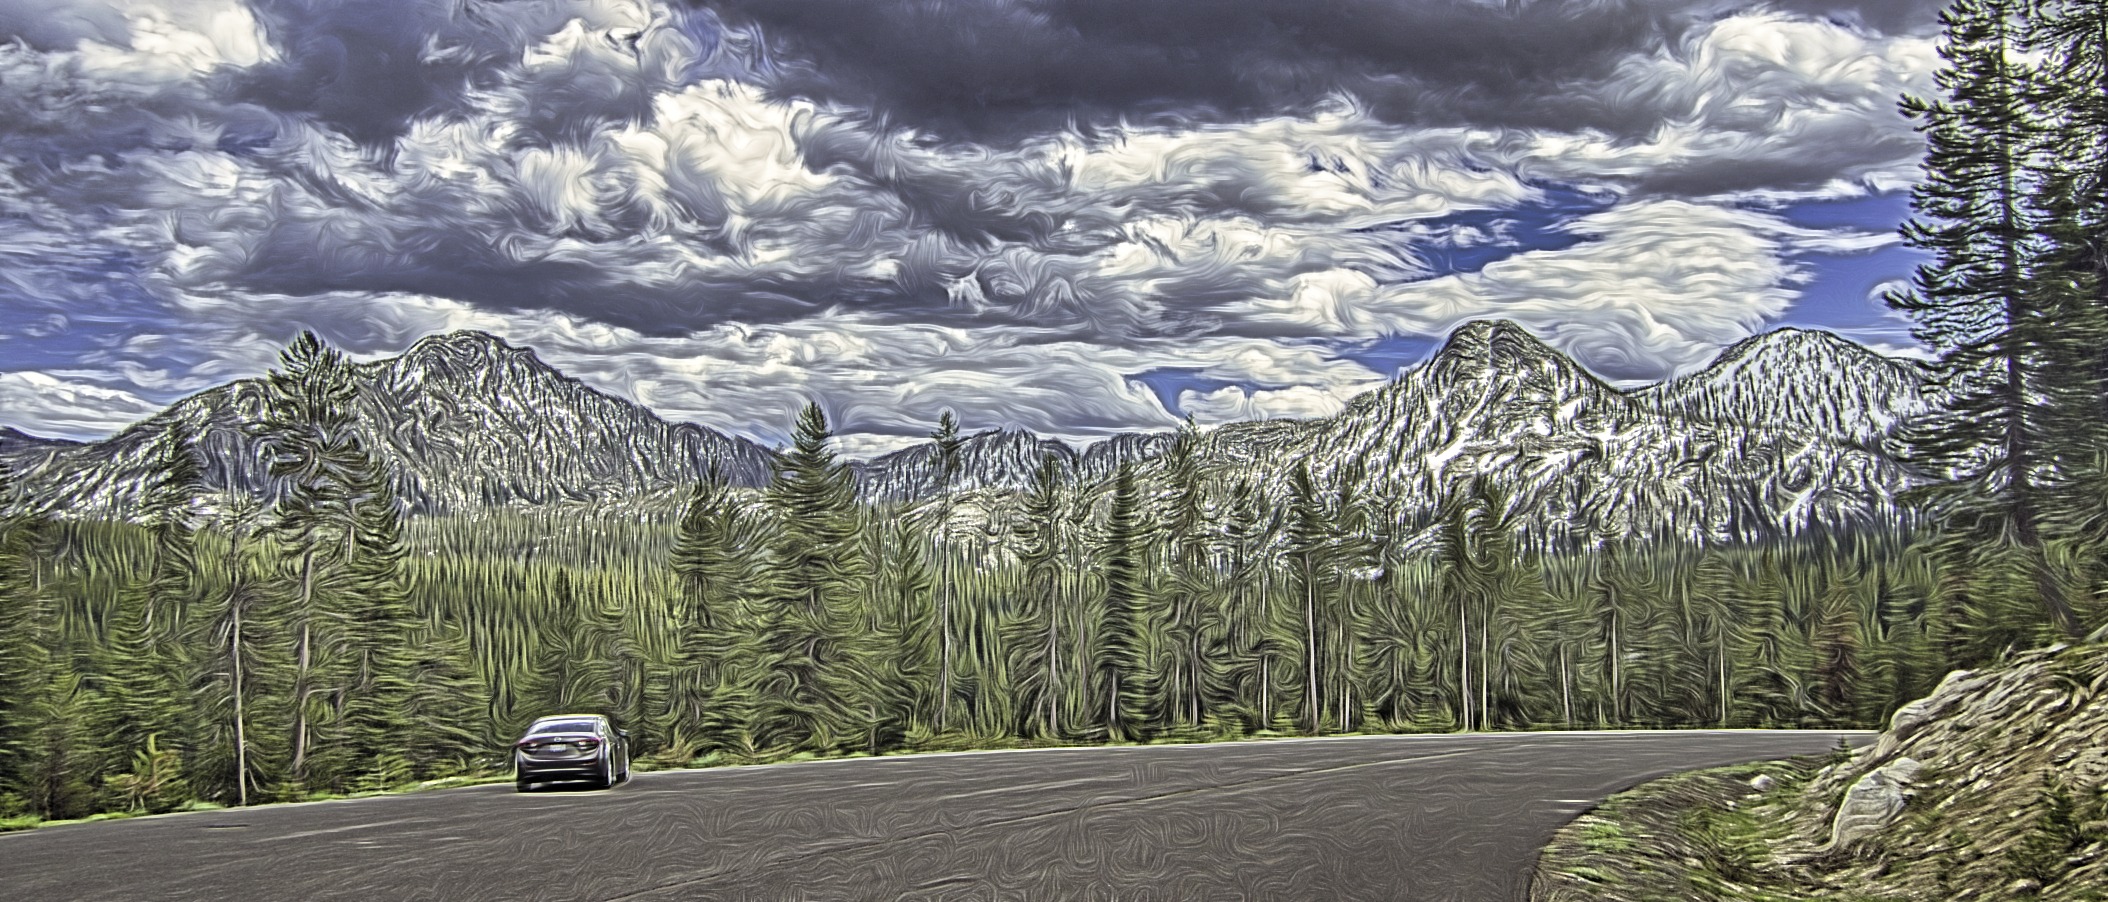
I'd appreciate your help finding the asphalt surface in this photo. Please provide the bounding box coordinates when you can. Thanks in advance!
[0,730,1869,902]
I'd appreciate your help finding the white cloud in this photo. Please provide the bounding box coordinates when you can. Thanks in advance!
[1178,384,1358,425]
[1218,200,1812,380]
[0,370,168,438]
[1498,12,1940,199]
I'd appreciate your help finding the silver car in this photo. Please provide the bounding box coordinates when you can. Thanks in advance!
[513,714,631,791]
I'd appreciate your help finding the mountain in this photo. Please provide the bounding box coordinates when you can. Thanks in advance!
[359,331,774,510]
[852,427,1177,503]
[5,321,1931,547]
[855,428,1073,503]
[0,426,79,457]
[1268,321,1921,547]
[1633,327,1929,446]
[9,331,776,515]
[847,321,1925,548]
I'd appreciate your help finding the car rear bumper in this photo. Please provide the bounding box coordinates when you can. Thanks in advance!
[516,755,606,781]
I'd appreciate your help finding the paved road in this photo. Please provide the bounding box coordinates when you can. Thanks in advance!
[0,730,1867,902]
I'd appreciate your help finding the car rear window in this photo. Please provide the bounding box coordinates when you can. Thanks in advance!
[528,719,599,734]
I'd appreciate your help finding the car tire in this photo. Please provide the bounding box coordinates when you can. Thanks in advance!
[618,749,631,783]
[515,777,533,793]
[597,755,616,790]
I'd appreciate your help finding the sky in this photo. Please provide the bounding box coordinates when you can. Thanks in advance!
[0,0,1949,455]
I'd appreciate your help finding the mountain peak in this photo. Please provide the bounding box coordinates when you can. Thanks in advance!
[1416,318,1609,392]
[1715,327,1876,365]
[403,329,528,358]
[386,329,564,384]
[1442,319,1550,352]
[1635,326,1927,443]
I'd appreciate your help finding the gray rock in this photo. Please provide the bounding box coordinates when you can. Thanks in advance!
[1874,670,1993,761]
[1825,757,1923,852]
[1750,774,1776,793]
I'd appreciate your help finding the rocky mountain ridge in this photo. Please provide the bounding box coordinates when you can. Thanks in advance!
[1239,321,1927,547]
[6,331,777,515]
[2,321,1930,546]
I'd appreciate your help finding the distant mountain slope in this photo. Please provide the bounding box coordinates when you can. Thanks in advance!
[855,428,1073,503]
[1633,327,1928,445]
[852,427,1177,503]
[11,331,776,515]
[0,426,79,456]
[1277,321,1921,546]
[362,331,775,510]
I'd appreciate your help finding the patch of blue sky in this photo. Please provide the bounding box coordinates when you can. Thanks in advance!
[1355,182,1619,283]
[1329,333,1442,379]
[0,242,171,371]
[1784,243,1926,332]
[1770,191,1914,231]
[1131,367,1248,418]
[1767,192,1926,343]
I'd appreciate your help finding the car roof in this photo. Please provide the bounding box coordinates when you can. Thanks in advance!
[529,714,607,727]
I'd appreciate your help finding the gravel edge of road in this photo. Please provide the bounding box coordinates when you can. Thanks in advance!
[1524,753,1840,902]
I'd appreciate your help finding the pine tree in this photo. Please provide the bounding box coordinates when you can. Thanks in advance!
[90,429,202,807]
[2032,0,2108,547]
[757,402,883,752]
[0,460,58,816]
[185,496,282,806]
[1095,463,1153,741]
[1808,577,1865,727]
[1890,0,2080,634]
[870,512,934,741]
[1156,421,1215,732]
[1285,461,1333,733]
[1009,453,1069,739]
[336,434,426,785]
[247,331,371,789]
[928,411,964,734]
[666,471,761,748]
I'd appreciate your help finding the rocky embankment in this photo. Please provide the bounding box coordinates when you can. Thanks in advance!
[1530,638,2108,901]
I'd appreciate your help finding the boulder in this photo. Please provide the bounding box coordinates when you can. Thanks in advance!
[1825,757,1924,852]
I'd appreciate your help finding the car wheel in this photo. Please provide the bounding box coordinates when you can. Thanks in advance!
[597,755,616,790]
[618,748,631,783]
[515,777,533,793]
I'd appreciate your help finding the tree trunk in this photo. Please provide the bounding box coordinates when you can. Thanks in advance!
[232,596,248,807]
[1559,644,1572,729]
[1304,565,1319,733]
[1459,601,1471,732]
[289,549,315,782]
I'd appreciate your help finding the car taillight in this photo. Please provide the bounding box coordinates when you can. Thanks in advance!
[576,739,599,750]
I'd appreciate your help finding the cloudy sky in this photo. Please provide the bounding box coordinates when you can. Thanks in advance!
[0,0,1947,454]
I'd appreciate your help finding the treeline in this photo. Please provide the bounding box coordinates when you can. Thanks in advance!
[7,394,2103,822]
[0,336,485,819]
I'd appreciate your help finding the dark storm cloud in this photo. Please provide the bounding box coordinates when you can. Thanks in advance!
[0,0,129,50]
[229,0,707,146]
[700,0,1944,143]
[221,0,469,144]
[1761,0,1951,34]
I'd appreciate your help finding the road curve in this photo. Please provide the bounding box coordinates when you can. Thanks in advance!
[1,730,1867,902]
